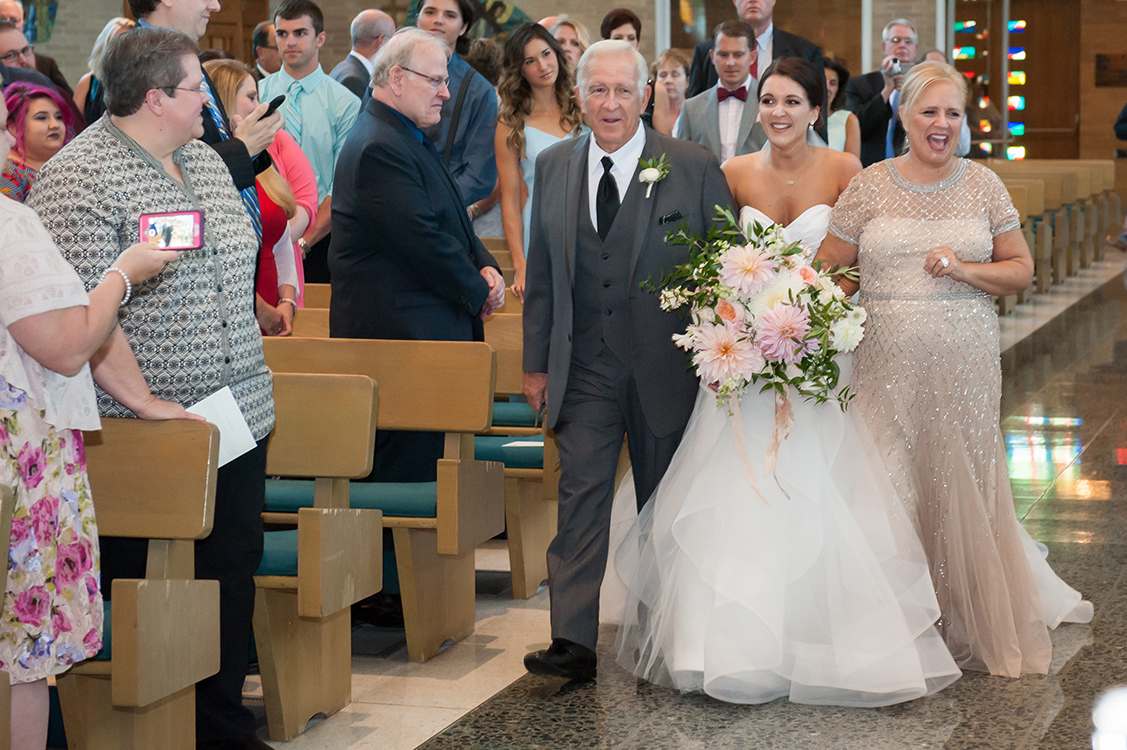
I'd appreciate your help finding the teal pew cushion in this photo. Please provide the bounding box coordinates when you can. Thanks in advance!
[258,529,298,576]
[92,600,111,661]
[474,436,543,469]
[264,479,438,518]
[491,401,540,427]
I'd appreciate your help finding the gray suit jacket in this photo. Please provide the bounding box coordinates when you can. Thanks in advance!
[329,54,370,100]
[676,83,766,162]
[522,127,735,438]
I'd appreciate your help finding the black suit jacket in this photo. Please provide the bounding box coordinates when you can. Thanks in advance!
[328,97,500,344]
[329,54,369,100]
[687,27,826,140]
[845,70,904,167]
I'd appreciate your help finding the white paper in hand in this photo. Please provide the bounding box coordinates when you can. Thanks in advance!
[187,386,256,468]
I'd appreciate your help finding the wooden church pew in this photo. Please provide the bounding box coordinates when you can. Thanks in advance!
[253,373,382,741]
[58,420,221,750]
[262,338,505,662]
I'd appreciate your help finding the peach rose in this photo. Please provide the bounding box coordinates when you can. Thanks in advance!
[716,299,745,323]
[798,265,819,287]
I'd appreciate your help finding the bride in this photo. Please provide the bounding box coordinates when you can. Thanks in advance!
[604,58,964,706]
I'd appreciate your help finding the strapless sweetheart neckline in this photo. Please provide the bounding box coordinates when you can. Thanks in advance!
[740,203,832,231]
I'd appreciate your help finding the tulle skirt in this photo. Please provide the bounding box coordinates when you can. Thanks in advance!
[607,357,963,706]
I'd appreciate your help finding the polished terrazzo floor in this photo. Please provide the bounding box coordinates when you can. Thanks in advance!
[258,259,1127,749]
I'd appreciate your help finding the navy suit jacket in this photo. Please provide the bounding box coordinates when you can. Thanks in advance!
[328,97,500,343]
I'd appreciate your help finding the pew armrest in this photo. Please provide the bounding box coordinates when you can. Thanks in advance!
[108,578,220,709]
[297,507,383,618]
[436,458,505,556]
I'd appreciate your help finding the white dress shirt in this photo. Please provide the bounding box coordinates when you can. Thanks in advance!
[348,49,375,76]
[719,74,753,163]
[755,23,773,79]
[587,123,647,229]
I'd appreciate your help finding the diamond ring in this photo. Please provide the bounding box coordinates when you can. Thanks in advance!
[940,257,950,268]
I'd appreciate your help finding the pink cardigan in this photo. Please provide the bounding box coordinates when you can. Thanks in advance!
[268,130,319,306]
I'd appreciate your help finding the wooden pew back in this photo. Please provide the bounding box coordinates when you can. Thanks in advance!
[267,373,377,480]
[999,178,1045,216]
[264,338,496,433]
[291,307,329,338]
[303,283,331,308]
[484,313,523,396]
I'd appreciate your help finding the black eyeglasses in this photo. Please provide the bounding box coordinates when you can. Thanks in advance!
[399,66,450,89]
[0,44,32,63]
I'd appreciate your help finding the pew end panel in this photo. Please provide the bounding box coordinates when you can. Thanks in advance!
[59,420,220,750]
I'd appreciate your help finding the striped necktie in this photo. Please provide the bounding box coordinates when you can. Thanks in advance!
[200,76,263,244]
[286,79,303,145]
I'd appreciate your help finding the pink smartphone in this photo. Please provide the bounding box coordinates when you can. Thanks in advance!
[139,210,204,250]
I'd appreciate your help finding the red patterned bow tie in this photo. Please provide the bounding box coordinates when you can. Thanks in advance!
[717,85,748,102]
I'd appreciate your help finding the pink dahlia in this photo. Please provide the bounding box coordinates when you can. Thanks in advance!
[692,322,764,385]
[757,302,814,364]
[720,244,776,297]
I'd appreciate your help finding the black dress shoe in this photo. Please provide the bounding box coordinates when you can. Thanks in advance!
[524,638,597,680]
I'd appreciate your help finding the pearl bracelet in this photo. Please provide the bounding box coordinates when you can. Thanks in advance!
[277,297,298,311]
[100,266,132,307]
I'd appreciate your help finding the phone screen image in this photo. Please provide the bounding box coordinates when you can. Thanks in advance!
[139,211,204,250]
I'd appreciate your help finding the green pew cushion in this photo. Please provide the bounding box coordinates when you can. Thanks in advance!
[491,401,540,427]
[264,479,438,518]
[474,436,543,469]
[258,529,298,576]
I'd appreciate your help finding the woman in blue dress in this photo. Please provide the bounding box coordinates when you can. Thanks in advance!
[494,23,585,300]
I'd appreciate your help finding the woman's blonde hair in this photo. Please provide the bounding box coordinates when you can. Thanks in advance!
[898,60,968,123]
[650,48,690,82]
[550,19,591,58]
[89,17,135,78]
[202,59,296,221]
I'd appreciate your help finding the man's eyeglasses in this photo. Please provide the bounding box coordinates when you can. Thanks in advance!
[0,45,32,63]
[399,66,449,90]
[887,36,914,45]
[159,84,207,96]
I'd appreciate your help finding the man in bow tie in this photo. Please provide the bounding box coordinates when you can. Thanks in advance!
[676,20,765,163]
[521,40,733,680]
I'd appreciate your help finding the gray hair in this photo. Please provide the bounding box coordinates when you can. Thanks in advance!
[371,27,447,88]
[351,9,395,46]
[882,18,917,43]
[576,40,647,104]
[103,26,200,118]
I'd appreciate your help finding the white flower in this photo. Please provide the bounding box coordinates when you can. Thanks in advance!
[691,305,715,325]
[830,319,864,352]
[785,362,803,380]
[747,269,805,320]
[659,288,687,311]
[848,306,867,324]
[672,330,696,349]
[639,167,662,184]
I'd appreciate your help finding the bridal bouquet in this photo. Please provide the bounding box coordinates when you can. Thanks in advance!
[653,207,864,411]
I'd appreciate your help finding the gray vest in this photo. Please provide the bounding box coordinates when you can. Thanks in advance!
[571,171,637,365]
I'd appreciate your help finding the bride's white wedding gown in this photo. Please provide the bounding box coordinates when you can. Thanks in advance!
[604,205,964,706]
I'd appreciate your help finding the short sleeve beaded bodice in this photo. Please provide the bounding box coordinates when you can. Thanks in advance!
[827,158,1090,678]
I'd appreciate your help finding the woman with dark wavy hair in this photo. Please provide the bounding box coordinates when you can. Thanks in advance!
[495,23,585,300]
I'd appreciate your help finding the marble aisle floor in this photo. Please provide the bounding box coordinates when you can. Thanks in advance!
[254,260,1127,750]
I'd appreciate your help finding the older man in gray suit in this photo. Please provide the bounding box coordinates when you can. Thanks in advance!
[677,20,765,163]
[522,40,734,680]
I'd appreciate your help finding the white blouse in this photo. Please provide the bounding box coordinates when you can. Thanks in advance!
[0,195,100,431]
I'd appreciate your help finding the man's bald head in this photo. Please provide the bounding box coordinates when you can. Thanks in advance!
[351,9,395,58]
[0,0,23,31]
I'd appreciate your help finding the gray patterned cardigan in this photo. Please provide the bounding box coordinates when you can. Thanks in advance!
[26,118,274,440]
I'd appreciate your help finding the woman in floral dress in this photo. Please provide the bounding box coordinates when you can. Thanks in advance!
[0,95,187,748]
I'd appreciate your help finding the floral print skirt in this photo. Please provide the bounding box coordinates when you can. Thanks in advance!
[0,376,103,684]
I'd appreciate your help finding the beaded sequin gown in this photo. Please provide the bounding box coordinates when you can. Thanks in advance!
[828,159,1092,678]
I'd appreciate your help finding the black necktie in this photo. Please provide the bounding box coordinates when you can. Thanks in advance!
[596,155,620,240]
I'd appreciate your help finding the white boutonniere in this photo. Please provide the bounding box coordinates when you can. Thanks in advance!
[638,154,671,199]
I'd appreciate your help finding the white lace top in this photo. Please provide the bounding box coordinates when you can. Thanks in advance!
[0,195,100,430]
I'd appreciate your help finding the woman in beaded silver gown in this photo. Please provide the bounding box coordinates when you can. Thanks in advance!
[817,62,1092,678]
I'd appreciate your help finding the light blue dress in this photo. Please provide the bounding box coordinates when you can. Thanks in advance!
[521,125,584,254]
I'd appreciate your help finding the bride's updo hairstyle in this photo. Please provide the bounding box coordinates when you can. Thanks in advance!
[897,60,968,122]
[755,57,825,129]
